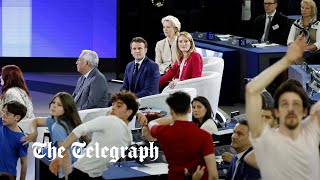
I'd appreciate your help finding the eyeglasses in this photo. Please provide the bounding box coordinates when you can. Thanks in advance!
[2,110,14,117]
[264,2,276,5]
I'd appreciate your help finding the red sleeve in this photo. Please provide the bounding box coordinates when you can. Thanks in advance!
[190,52,203,78]
[159,61,179,88]
[201,132,215,156]
[150,125,166,138]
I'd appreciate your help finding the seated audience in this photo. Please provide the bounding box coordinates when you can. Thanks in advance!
[22,92,89,179]
[192,96,219,134]
[72,50,109,110]
[0,101,28,180]
[287,0,320,51]
[155,15,181,75]
[49,91,139,180]
[224,119,261,180]
[145,91,218,179]
[159,32,203,90]
[253,0,290,45]
[246,35,320,179]
[0,65,34,119]
[222,91,277,164]
[121,37,160,98]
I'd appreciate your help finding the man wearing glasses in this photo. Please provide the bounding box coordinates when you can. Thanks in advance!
[253,0,290,45]
[72,50,109,110]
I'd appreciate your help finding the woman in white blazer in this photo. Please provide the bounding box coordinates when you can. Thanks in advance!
[155,15,181,75]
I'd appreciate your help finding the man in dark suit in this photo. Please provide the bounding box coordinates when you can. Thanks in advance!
[72,50,109,110]
[121,37,160,98]
[253,0,290,45]
[225,119,261,180]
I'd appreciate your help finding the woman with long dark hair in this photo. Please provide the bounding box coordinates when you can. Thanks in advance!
[192,96,218,134]
[22,92,88,180]
[0,65,34,119]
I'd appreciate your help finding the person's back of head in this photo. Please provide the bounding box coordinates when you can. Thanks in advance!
[273,79,309,110]
[166,91,191,116]
[261,90,274,109]
[111,91,139,121]
[4,101,27,121]
[1,65,30,97]
[0,173,15,180]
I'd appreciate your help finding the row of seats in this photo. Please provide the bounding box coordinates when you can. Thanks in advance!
[16,56,226,179]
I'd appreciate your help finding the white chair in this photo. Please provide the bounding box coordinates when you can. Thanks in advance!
[138,88,197,122]
[163,71,222,120]
[202,57,224,76]
[78,107,110,123]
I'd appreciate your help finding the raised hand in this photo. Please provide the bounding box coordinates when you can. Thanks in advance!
[309,101,320,122]
[285,35,307,65]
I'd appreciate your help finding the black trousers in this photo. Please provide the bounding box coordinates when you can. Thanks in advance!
[68,168,102,180]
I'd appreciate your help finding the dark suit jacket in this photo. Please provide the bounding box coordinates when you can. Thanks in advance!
[121,57,160,98]
[225,147,261,180]
[72,68,108,110]
[253,11,290,45]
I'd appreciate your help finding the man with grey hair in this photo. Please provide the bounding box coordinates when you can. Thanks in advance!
[72,50,108,110]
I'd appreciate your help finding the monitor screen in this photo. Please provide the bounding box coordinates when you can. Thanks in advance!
[0,0,117,58]
[195,46,223,58]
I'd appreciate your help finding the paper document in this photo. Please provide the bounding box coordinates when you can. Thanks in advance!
[214,129,233,135]
[251,42,279,48]
[131,163,168,175]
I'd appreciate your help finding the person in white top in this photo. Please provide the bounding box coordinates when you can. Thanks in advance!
[155,15,181,75]
[287,0,320,51]
[49,91,140,179]
[191,96,218,134]
[246,35,320,180]
[0,65,34,120]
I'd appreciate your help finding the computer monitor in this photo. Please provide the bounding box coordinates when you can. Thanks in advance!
[195,46,223,58]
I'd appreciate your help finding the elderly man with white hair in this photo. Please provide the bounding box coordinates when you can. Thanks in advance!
[72,50,108,110]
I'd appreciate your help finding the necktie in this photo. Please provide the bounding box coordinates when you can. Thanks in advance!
[231,155,239,180]
[131,63,139,92]
[264,16,272,42]
[74,76,86,102]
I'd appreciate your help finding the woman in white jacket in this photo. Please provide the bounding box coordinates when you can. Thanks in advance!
[155,15,181,75]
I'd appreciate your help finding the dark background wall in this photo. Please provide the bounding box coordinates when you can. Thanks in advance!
[0,0,311,73]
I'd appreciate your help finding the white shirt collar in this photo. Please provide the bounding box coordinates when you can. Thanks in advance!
[266,10,276,18]
[135,57,145,66]
[236,147,250,160]
[84,69,93,78]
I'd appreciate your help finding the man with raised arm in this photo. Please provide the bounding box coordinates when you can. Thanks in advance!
[245,36,320,179]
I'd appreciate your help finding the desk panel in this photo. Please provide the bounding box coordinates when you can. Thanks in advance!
[195,38,288,101]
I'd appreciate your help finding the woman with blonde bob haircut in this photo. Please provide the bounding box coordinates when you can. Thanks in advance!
[287,0,320,51]
[155,15,181,74]
[159,31,203,90]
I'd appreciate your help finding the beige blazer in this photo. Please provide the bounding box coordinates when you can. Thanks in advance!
[155,37,178,74]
